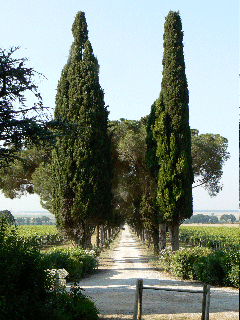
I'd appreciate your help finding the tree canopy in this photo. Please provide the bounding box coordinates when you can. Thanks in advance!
[151,11,193,250]
[191,130,230,196]
[51,12,112,247]
[0,47,52,167]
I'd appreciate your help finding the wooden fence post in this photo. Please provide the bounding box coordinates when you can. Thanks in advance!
[137,279,143,320]
[205,285,211,320]
[133,279,142,320]
[133,280,210,320]
[201,284,211,320]
[201,284,207,320]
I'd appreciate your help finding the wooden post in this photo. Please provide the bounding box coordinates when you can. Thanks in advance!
[201,284,210,320]
[201,284,207,320]
[137,279,143,320]
[205,285,211,320]
[133,279,141,320]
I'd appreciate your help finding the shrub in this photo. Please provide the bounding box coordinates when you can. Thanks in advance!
[159,248,174,271]
[194,250,229,285]
[0,219,100,319]
[160,245,239,288]
[228,265,239,288]
[170,247,210,280]
[194,249,239,287]
[47,285,99,320]
[0,219,54,320]
[42,247,98,281]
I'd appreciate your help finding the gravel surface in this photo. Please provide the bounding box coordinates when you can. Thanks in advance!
[67,225,239,320]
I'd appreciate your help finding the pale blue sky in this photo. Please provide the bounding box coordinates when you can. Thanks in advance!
[0,0,239,211]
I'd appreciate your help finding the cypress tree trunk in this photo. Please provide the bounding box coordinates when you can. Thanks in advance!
[169,224,179,251]
[80,223,92,249]
[108,227,112,239]
[159,222,166,252]
[96,225,100,248]
[152,228,159,255]
[100,225,104,246]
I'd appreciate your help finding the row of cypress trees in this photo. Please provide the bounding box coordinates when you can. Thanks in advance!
[51,10,193,251]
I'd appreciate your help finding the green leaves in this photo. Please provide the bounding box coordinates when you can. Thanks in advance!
[192,133,230,196]
[0,47,53,167]
[52,12,112,245]
[153,11,193,226]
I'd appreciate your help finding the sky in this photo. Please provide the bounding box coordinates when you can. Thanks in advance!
[0,0,239,212]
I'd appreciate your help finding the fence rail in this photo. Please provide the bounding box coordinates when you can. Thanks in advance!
[133,279,210,320]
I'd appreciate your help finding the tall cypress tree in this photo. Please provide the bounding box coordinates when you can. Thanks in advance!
[146,98,167,252]
[154,11,193,251]
[52,12,112,248]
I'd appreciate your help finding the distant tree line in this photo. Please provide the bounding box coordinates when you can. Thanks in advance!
[184,213,237,224]
[0,210,54,225]
[15,216,54,225]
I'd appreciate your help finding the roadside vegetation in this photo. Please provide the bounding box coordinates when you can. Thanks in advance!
[136,226,239,288]
[0,219,100,320]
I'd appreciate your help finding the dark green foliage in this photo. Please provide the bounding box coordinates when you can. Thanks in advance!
[0,209,15,225]
[184,214,219,224]
[139,192,159,253]
[171,247,210,280]
[47,286,99,320]
[0,47,53,167]
[160,246,239,287]
[0,219,99,320]
[0,220,54,319]
[145,101,159,180]
[32,162,53,211]
[220,214,236,223]
[194,250,239,287]
[0,145,50,199]
[109,118,152,228]
[42,247,98,281]
[52,12,112,245]
[192,132,230,196]
[153,11,193,226]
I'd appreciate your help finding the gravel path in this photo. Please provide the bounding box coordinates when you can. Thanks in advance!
[67,225,239,320]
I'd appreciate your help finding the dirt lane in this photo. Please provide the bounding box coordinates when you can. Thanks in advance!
[67,225,239,320]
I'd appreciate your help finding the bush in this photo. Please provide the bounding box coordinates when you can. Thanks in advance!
[194,249,239,287]
[0,219,54,320]
[159,248,174,271]
[42,247,98,281]
[0,210,15,225]
[228,265,239,288]
[170,247,210,280]
[193,250,230,285]
[160,245,239,288]
[47,285,99,320]
[0,219,100,320]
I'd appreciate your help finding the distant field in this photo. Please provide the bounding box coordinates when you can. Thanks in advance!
[184,223,239,227]
[180,225,240,250]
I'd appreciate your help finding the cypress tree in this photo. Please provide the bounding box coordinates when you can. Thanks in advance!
[51,12,112,248]
[154,11,193,251]
[146,101,159,179]
[146,97,167,252]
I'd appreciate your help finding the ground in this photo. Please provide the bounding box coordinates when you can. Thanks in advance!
[66,225,239,320]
